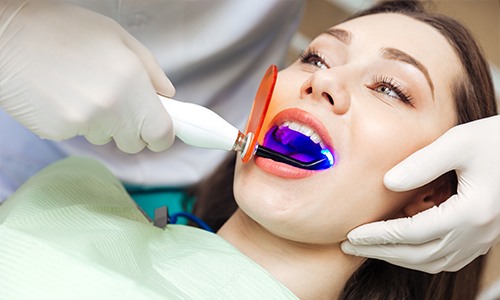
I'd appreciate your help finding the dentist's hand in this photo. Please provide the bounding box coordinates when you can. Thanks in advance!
[0,1,175,153]
[342,115,500,273]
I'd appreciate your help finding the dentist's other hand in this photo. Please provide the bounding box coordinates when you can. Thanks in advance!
[342,115,500,273]
[0,1,175,153]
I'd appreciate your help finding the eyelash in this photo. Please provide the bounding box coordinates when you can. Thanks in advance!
[299,49,329,69]
[300,49,414,106]
[369,75,414,106]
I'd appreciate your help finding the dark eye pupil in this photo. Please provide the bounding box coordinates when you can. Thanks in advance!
[300,53,327,69]
[307,57,319,65]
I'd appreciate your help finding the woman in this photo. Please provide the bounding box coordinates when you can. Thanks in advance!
[0,1,496,299]
[192,0,496,299]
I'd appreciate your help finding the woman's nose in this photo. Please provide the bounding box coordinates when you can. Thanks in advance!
[299,70,351,115]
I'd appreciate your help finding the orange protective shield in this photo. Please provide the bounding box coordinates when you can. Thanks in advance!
[241,65,278,163]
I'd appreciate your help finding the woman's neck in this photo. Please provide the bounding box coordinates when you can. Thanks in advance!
[217,209,365,300]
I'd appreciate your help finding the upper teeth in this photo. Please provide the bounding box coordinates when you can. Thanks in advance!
[280,121,325,148]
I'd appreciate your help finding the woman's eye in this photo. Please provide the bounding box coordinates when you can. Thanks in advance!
[300,50,328,70]
[375,85,399,98]
[369,76,414,106]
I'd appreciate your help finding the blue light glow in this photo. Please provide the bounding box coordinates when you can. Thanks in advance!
[260,125,335,170]
[321,149,334,167]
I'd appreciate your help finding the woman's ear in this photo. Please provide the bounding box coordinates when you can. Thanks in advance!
[402,172,456,217]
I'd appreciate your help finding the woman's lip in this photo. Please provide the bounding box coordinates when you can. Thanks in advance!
[265,108,334,150]
[254,156,315,179]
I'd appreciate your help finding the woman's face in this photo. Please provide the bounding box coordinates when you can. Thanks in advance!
[233,13,460,244]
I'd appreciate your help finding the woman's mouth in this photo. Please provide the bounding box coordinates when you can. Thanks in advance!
[263,122,332,165]
[254,108,335,178]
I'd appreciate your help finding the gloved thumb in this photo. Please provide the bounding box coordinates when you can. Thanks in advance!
[122,32,175,97]
[384,127,465,192]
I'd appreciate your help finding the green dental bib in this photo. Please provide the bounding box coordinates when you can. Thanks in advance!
[0,157,297,300]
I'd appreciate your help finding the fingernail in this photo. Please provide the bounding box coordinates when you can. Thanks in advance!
[341,241,357,255]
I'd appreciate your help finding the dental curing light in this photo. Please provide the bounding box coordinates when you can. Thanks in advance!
[160,65,333,171]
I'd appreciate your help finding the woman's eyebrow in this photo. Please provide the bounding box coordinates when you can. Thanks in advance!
[324,28,351,45]
[322,28,435,97]
[380,47,435,97]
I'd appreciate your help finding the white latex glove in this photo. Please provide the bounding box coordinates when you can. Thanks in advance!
[341,115,500,273]
[0,1,175,153]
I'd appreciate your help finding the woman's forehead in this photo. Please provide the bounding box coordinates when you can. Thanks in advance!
[318,13,462,94]
[328,14,447,52]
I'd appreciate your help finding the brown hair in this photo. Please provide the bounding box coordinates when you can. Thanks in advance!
[189,1,497,299]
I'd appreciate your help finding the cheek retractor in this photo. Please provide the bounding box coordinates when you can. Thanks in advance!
[159,65,334,171]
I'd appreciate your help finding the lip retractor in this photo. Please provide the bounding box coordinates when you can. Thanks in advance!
[159,65,334,171]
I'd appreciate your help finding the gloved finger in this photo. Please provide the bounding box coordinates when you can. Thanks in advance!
[444,254,482,272]
[113,124,146,154]
[380,250,480,273]
[346,204,453,245]
[121,32,175,98]
[141,105,175,152]
[84,133,112,146]
[342,242,444,273]
[384,127,464,192]
[341,238,447,272]
[83,124,114,146]
[395,257,448,274]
